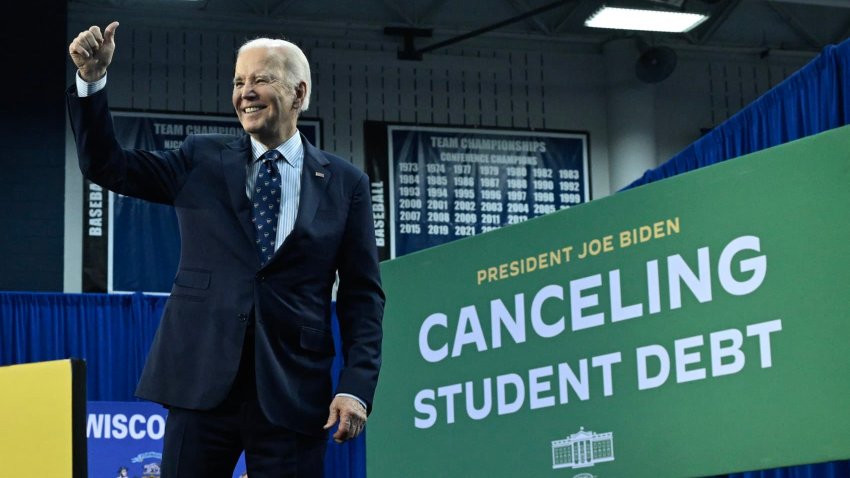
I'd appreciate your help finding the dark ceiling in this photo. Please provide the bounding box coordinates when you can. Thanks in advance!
[69,0,850,57]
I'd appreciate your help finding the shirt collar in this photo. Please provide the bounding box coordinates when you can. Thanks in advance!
[250,130,303,167]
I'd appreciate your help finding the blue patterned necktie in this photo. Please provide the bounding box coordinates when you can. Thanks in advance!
[251,150,283,264]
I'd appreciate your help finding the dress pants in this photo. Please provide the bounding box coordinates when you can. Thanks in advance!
[160,323,327,478]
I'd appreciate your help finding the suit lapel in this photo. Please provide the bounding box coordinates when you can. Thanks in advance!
[274,135,331,255]
[221,136,257,249]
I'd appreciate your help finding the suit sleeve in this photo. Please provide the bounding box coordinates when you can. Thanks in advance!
[334,172,386,412]
[66,85,193,205]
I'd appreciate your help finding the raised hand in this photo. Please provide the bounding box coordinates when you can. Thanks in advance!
[68,21,119,82]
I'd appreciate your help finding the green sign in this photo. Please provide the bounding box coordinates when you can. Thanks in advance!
[368,125,850,477]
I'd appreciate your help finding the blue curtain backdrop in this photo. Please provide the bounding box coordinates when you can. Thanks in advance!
[0,291,364,478]
[623,37,850,191]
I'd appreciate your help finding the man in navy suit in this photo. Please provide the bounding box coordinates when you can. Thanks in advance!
[68,21,384,477]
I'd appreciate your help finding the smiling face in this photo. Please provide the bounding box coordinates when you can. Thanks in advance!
[232,46,305,149]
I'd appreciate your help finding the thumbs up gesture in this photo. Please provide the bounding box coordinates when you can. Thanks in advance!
[68,21,119,82]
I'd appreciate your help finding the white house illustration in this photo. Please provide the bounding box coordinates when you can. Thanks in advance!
[142,462,161,477]
[551,426,614,469]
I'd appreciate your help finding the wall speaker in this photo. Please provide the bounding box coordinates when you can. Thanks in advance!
[635,45,678,83]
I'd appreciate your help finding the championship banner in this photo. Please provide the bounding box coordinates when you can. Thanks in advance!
[87,401,248,478]
[81,113,321,293]
[368,125,850,477]
[364,122,590,260]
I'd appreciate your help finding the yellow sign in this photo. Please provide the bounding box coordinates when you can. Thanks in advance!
[0,359,84,476]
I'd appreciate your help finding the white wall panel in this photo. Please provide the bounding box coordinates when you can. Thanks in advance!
[148,30,169,111]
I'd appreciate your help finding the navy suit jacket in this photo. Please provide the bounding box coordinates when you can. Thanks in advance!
[67,86,384,437]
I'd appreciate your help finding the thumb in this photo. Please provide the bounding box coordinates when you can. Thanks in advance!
[323,405,339,429]
[103,21,119,44]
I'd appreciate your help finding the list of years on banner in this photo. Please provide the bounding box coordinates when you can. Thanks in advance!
[395,162,583,238]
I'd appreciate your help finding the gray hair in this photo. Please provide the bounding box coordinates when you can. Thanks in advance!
[238,38,312,112]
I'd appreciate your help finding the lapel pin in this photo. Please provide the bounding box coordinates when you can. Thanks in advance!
[315,171,325,178]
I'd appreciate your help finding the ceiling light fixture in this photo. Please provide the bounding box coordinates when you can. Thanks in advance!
[585,5,709,33]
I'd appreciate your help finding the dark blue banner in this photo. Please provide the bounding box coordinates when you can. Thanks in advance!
[367,125,590,259]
